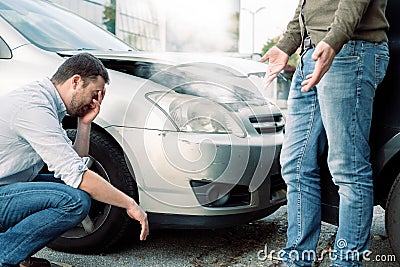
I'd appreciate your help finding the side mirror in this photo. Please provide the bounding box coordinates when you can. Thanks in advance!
[0,37,12,59]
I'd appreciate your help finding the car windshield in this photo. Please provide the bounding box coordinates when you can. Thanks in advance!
[0,0,133,52]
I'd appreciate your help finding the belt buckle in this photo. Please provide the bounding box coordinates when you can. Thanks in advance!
[303,36,312,49]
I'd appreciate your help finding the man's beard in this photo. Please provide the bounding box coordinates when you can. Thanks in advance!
[69,94,91,117]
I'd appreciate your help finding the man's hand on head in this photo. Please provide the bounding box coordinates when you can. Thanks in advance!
[79,87,106,125]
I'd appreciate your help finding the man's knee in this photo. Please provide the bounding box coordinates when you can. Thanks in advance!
[60,187,91,224]
[73,189,91,220]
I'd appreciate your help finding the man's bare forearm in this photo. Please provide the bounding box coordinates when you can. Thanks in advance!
[79,170,135,209]
[73,118,91,157]
[78,170,149,240]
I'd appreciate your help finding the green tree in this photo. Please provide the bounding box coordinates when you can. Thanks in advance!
[261,36,299,67]
[103,0,116,34]
[226,12,240,52]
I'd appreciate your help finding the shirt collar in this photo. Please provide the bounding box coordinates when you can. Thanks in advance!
[41,77,67,119]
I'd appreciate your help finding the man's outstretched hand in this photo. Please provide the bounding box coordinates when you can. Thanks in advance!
[260,46,289,89]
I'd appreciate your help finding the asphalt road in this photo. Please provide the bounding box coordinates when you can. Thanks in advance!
[35,206,398,267]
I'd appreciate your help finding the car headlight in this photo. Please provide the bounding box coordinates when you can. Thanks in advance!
[146,91,246,137]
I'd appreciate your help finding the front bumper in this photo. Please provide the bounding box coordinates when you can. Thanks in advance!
[147,149,286,229]
[119,122,285,218]
[148,203,283,229]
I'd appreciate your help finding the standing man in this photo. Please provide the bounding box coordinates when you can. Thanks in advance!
[0,53,149,267]
[262,0,389,266]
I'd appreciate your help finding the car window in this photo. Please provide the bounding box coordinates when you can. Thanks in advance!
[0,0,133,52]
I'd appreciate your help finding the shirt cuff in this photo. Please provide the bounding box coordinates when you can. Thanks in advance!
[61,160,88,188]
[322,28,350,54]
[277,35,300,56]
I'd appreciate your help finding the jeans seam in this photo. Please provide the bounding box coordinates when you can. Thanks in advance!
[374,55,379,88]
[292,91,318,250]
[1,189,81,214]
[354,47,364,250]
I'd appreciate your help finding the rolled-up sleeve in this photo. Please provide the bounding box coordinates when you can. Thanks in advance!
[13,105,87,188]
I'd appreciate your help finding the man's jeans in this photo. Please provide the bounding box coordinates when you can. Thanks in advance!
[279,40,389,267]
[0,175,91,266]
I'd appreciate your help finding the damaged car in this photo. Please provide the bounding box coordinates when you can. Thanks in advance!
[0,0,286,253]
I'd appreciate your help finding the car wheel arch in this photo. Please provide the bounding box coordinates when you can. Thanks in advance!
[48,120,142,252]
[62,115,139,188]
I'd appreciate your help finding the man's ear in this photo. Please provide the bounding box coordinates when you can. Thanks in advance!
[71,74,81,89]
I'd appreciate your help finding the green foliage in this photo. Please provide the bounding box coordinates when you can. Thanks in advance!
[103,0,116,34]
[261,36,299,67]
[227,12,240,52]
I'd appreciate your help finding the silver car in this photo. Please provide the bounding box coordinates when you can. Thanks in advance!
[0,0,286,253]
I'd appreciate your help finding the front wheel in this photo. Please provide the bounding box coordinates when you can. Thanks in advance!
[385,173,400,260]
[47,129,140,253]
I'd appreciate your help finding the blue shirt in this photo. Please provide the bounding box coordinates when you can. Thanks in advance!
[0,78,87,188]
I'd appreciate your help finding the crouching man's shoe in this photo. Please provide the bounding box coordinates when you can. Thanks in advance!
[19,257,69,267]
[19,257,51,267]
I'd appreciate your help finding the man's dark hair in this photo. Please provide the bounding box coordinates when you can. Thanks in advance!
[51,53,109,87]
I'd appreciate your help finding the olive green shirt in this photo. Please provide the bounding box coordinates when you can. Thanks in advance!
[277,0,389,55]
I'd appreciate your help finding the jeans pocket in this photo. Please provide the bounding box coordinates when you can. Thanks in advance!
[332,55,360,64]
[375,54,390,87]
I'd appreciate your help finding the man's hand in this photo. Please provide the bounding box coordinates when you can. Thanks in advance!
[260,46,289,89]
[79,88,106,125]
[301,41,336,92]
[74,88,106,156]
[80,171,150,241]
[126,204,149,241]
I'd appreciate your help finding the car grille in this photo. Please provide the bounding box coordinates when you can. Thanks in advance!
[190,180,250,207]
[249,114,285,134]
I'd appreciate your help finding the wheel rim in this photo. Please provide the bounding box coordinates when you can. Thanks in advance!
[60,156,112,239]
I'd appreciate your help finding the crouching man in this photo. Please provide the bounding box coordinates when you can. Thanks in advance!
[0,53,149,267]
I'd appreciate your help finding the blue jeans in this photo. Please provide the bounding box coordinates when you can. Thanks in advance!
[279,40,389,267]
[0,174,91,267]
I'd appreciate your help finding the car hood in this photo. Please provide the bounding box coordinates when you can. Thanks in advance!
[57,50,266,76]
[58,50,276,115]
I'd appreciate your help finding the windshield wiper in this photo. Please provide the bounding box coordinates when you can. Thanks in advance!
[76,48,96,51]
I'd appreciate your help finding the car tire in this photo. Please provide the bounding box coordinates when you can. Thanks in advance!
[47,129,140,253]
[385,172,400,260]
